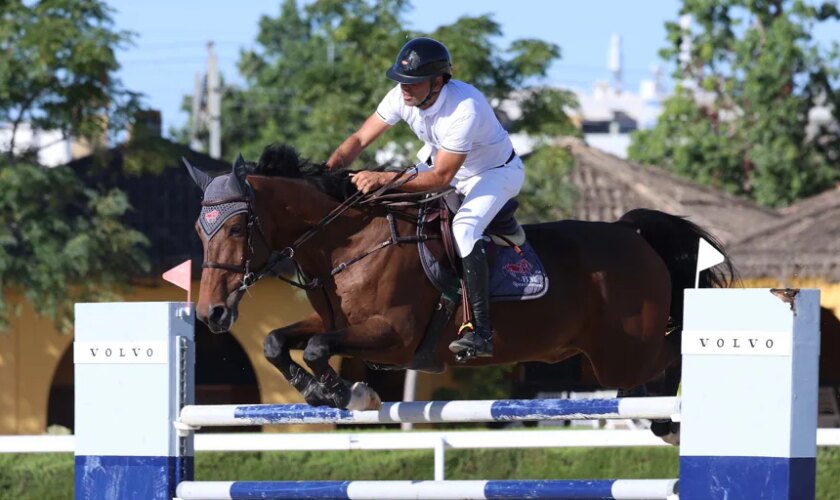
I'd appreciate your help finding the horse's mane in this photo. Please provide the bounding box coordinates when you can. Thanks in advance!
[252,143,356,200]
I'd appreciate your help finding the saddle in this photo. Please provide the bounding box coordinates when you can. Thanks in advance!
[358,175,549,372]
[416,193,548,301]
[367,194,548,373]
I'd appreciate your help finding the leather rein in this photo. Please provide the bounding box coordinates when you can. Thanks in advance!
[201,166,447,295]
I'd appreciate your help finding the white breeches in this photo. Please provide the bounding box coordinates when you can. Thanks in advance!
[415,157,525,257]
[414,159,521,260]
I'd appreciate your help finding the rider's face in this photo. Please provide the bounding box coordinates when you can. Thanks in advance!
[400,77,442,107]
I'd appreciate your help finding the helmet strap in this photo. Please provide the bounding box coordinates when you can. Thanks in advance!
[418,78,441,109]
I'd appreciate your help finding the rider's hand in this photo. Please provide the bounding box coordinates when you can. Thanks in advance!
[351,171,394,194]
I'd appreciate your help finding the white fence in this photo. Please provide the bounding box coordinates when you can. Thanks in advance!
[5,428,840,482]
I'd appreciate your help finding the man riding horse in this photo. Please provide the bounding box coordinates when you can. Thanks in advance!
[326,37,524,361]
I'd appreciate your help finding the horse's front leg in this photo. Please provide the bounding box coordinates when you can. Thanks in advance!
[303,315,402,410]
[263,314,338,407]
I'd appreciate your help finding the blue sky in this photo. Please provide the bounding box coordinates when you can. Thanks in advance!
[107,1,836,137]
[108,0,685,136]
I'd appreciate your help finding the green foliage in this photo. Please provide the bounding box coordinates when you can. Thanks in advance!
[176,0,580,228]
[0,0,140,152]
[0,162,148,332]
[518,145,578,223]
[628,0,840,207]
[186,0,574,167]
[0,0,149,332]
[432,365,514,402]
[4,447,840,498]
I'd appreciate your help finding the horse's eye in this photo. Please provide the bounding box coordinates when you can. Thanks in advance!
[229,224,244,236]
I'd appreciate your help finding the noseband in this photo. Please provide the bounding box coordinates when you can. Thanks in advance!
[200,192,317,295]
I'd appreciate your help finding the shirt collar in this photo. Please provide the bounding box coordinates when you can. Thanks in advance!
[418,83,448,117]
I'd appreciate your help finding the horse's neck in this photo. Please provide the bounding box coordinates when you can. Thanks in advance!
[254,176,372,269]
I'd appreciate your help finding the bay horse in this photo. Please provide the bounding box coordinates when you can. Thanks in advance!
[185,143,736,437]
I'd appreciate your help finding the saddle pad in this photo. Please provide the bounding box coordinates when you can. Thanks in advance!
[417,236,549,302]
[487,241,549,301]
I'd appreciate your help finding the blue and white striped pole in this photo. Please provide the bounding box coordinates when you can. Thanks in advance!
[178,397,680,427]
[74,302,195,500]
[680,288,820,499]
[175,479,680,500]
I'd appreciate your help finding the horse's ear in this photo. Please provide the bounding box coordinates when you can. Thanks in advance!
[182,157,212,193]
[232,153,248,189]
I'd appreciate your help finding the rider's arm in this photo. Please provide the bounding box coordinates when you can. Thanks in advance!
[397,149,466,192]
[326,113,391,171]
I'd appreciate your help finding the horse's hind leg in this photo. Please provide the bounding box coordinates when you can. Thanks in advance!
[648,329,682,443]
[263,314,338,407]
[303,315,403,410]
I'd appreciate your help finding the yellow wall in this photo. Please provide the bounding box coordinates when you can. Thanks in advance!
[0,280,327,435]
[3,275,834,435]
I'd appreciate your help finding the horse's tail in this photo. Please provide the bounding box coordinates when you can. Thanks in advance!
[617,208,739,330]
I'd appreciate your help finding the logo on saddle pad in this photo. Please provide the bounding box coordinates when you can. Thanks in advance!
[204,209,220,223]
[504,259,533,276]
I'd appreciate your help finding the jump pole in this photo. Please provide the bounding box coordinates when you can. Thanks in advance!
[73,288,820,499]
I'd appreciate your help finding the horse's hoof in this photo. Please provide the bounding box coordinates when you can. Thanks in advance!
[301,382,332,407]
[652,420,680,446]
[660,431,680,446]
[347,382,382,410]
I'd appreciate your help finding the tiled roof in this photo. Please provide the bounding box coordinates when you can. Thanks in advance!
[557,137,840,282]
[557,137,780,245]
[730,185,840,281]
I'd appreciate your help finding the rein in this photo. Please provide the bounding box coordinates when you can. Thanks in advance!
[202,165,444,294]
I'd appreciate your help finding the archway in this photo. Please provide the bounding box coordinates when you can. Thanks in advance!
[46,321,260,433]
[194,321,261,432]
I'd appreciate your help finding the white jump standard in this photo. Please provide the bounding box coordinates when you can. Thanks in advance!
[73,288,821,500]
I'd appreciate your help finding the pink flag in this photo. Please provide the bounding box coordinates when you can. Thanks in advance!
[163,259,192,302]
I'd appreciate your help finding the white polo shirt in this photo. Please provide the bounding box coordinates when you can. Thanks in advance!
[375,80,514,179]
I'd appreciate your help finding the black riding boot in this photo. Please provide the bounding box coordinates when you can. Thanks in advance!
[449,242,494,361]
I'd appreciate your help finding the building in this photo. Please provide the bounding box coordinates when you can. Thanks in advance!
[513,139,840,420]
[0,123,77,167]
[3,133,839,435]
[564,34,667,159]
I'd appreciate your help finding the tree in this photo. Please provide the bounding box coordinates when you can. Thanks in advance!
[177,0,581,396]
[629,0,840,207]
[0,0,148,331]
[185,0,579,221]
[0,0,140,156]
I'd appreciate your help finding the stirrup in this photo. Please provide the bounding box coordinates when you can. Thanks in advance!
[449,326,493,362]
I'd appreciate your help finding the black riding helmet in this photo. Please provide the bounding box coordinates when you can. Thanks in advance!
[386,37,452,84]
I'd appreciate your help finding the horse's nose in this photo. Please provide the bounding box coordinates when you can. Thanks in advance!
[207,304,230,333]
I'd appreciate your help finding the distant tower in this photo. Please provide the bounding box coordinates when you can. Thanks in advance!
[608,33,623,93]
[678,14,693,81]
[640,64,664,130]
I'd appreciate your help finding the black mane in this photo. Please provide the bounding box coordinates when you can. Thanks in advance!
[252,143,356,200]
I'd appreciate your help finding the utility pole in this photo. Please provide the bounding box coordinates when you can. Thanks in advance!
[207,42,221,159]
[189,71,203,152]
[188,42,222,159]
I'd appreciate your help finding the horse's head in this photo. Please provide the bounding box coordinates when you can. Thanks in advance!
[185,143,361,332]
[184,154,269,333]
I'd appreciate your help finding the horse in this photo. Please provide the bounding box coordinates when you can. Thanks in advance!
[184,143,737,439]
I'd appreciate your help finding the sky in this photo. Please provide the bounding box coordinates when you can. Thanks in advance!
[106,0,836,139]
[108,0,686,136]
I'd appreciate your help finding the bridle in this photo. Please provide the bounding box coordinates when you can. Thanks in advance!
[201,188,361,295]
[200,166,438,299]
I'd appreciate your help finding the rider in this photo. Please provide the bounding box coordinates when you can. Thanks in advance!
[325,37,525,360]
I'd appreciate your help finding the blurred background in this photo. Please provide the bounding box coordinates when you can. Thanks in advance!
[1,0,839,442]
